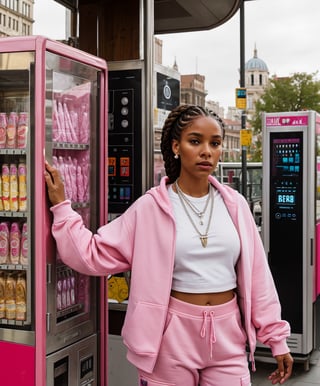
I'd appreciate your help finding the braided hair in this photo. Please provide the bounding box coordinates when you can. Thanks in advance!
[160,104,225,183]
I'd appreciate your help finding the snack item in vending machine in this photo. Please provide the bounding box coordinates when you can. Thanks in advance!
[6,112,17,149]
[15,272,26,321]
[79,105,89,144]
[9,163,18,212]
[17,112,28,149]
[76,163,85,202]
[18,162,27,211]
[5,272,16,320]
[63,102,73,142]
[65,270,71,308]
[67,157,77,202]
[70,270,76,306]
[62,157,73,200]
[0,222,9,264]
[2,163,10,211]
[69,108,79,143]
[52,100,61,142]
[56,270,63,311]
[20,222,28,266]
[0,112,7,148]
[77,274,89,312]
[0,173,3,211]
[58,101,67,142]
[0,271,5,318]
[9,222,21,265]
[61,271,67,309]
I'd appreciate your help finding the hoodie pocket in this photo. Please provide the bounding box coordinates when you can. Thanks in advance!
[122,301,167,355]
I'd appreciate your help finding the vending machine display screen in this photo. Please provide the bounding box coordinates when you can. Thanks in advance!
[271,135,302,221]
[269,131,303,333]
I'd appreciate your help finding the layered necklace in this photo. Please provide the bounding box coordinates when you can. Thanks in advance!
[175,180,214,248]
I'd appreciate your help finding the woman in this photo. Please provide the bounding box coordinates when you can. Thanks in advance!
[45,104,293,385]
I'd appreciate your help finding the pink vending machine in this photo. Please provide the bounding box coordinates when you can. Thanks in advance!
[0,36,108,386]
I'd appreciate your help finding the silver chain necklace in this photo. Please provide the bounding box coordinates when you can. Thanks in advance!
[175,180,211,225]
[175,180,214,248]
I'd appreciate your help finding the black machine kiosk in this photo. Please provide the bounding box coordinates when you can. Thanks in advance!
[262,111,320,366]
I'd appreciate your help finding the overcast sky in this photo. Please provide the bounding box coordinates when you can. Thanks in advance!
[33,0,320,111]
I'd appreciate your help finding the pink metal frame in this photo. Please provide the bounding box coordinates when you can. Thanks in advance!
[0,36,108,386]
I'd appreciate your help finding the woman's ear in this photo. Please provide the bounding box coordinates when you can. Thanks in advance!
[172,139,179,157]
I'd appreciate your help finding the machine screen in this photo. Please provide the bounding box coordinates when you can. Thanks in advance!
[271,135,302,220]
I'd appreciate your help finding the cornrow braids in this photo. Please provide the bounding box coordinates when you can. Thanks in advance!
[160,104,225,183]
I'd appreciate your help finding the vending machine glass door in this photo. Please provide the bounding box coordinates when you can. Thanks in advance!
[45,51,101,354]
[0,51,35,345]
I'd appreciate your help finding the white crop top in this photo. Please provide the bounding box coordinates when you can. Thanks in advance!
[168,184,240,293]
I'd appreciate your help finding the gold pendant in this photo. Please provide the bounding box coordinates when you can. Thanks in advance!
[200,236,208,248]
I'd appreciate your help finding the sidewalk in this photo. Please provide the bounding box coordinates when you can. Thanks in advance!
[252,350,320,385]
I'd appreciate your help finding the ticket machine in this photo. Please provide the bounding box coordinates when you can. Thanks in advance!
[262,111,320,360]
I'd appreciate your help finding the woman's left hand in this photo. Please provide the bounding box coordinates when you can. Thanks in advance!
[268,352,293,384]
[44,161,66,206]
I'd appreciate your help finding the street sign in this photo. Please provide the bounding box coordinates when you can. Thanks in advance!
[240,129,252,146]
[235,87,247,109]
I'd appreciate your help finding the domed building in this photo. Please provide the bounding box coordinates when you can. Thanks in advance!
[245,46,269,117]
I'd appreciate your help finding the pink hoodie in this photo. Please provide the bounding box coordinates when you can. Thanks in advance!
[50,175,290,373]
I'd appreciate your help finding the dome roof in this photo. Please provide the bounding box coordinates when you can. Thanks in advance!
[245,47,268,72]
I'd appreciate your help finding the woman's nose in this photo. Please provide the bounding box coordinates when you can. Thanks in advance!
[200,143,212,156]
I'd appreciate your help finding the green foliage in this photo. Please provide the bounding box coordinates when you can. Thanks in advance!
[249,72,320,161]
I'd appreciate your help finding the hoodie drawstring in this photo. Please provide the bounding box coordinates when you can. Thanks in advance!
[200,310,216,359]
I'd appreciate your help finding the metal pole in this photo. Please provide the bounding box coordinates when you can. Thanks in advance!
[142,0,154,191]
[240,0,247,199]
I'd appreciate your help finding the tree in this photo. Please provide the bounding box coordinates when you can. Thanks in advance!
[249,72,320,161]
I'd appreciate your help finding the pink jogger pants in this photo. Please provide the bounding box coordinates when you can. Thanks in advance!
[138,294,251,386]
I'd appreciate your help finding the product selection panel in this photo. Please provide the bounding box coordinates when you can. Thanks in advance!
[108,69,142,213]
[268,130,304,334]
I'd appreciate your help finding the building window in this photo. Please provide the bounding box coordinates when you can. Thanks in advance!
[259,74,262,86]
[251,74,254,86]
[22,2,30,17]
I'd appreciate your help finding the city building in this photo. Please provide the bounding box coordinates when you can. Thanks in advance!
[0,0,34,37]
[245,45,269,117]
[206,99,225,119]
[223,118,242,162]
[180,73,207,106]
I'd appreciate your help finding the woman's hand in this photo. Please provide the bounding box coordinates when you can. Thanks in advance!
[44,161,66,206]
[268,352,293,384]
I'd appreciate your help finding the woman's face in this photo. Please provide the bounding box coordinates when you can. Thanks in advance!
[171,116,223,181]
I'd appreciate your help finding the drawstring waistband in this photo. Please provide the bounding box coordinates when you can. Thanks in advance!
[168,294,238,360]
[200,310,216,359]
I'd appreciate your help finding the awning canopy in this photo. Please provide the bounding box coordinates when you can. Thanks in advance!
[54,0,242,34]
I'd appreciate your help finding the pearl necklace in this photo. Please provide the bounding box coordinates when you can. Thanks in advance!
[175,180,214,248]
